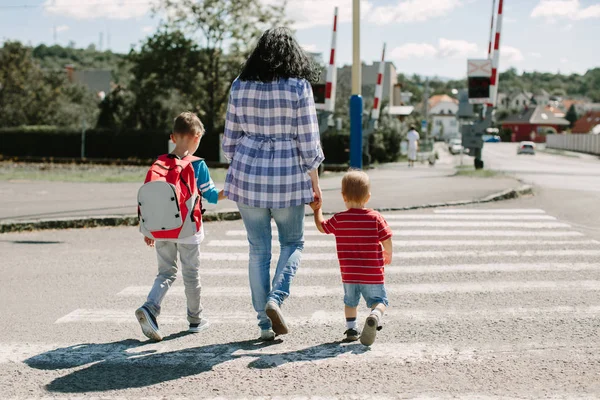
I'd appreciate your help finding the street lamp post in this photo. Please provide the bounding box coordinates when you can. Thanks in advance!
[349,0,363,169]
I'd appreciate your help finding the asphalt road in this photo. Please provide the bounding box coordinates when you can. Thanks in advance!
[1,203,600,399]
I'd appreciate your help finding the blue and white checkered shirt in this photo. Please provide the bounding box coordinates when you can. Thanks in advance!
[222,78,325,209]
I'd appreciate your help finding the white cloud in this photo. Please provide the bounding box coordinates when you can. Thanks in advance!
[301,44,319,52]
[280,0,373,30]
[562,23,574,31]
[55,25,69,33]
[500,46,524,63]
[561,57,569,63]
[531,0,600,21]
[390,38,478,61]
[368,0,462,24]
[390,43,437,60]
[437,38,478,58]
[530,52,542,58]
[44,0,153,20]
[142,26,154,33]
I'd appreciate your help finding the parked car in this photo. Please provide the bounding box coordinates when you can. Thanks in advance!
[483,134,501,142]
[517,141,536,155]
[448,138,464,155]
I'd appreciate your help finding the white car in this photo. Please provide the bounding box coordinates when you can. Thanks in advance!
[517,141,536,155]
[448,139,464,155]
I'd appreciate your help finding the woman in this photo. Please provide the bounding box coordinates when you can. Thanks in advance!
[222,27,324,341]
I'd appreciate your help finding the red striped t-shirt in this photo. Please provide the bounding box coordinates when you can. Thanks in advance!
[321,208,393,284]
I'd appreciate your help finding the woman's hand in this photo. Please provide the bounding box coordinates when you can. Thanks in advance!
[308,169,322,210]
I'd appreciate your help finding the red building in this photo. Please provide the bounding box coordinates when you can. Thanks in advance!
[501,105,570,143]
[572,111,600,134]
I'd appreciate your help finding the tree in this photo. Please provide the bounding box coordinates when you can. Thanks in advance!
[149,0,288,159]
[565,104,578,128]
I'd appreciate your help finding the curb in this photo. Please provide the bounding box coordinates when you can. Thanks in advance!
[0,185,534,234]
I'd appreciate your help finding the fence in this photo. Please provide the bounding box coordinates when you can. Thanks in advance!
[546,134,600,155]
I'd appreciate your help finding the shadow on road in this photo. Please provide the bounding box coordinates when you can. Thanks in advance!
[24,335,367,393]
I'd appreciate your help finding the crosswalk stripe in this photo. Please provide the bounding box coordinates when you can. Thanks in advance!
[2,341,597,366]
[434,209,546,214]
[207,239,599,248]
[196,263,600,276]
[225,230,584,237]
[197,249,600,261]
[55,306,600,324]
[117,280,600,297]
[381,214,557,220]
[270,221,570,228]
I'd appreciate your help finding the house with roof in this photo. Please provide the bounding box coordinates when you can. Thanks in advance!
[428,94,459,140]
[572,111,600,134]
[500,105,570,143]
[496,91,532,110]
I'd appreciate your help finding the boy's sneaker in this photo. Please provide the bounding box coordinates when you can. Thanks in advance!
[360,314,382,346]
[189,319,210,333]
[343,328,360,342]
[260,328,276,341]
[265,301,289,335]
[135,306,163,342]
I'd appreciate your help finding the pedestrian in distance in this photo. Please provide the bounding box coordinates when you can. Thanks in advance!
[136,112,227,342]
[309,170,393,346]
[222,27,325,341]
[407,125,420,168]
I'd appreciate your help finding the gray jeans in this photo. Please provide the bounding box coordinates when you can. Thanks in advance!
[143,241,203,324]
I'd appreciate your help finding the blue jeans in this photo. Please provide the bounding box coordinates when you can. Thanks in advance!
[237,202,305,330]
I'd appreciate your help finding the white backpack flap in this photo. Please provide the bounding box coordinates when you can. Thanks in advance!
[138,181,183,232]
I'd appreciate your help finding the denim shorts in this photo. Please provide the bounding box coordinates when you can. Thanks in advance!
[343,283,389,308]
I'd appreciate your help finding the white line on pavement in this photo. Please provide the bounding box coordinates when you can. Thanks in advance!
[434,209,546,214]
[381,214,557,220]
[196,263,600,276]
[117,280,600,297]
[55,306,600,325]
[207,239,599,248]
[225,230,583,237]
[197,249,600,261]
[270,222,570,228]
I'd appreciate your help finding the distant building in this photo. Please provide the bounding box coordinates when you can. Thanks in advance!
[572,111,600,134]
[337,61,398,104]
[500,105,570,143]
[497,91,532,110]
[428,94,459,140]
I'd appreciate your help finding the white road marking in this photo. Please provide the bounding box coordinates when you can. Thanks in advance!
[195,263,600,276]
[117,280,600,297]
[196,249,600,261]
[207,239,599,248]
[225,230,583,237]
[434,209,546,214]
[270,221,570,228]
[55,306,600,325]
[381,214,557,220]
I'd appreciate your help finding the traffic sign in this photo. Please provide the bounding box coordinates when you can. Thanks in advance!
[421,119,427,132]
[467,59,492,104]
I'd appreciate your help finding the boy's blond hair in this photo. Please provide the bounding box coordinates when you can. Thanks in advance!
[173,112,205,137]
[341,170,370,203]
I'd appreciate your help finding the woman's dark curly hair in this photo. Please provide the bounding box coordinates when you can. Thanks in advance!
[239,27,321,83]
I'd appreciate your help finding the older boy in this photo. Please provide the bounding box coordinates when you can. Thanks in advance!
[136,112,226,341]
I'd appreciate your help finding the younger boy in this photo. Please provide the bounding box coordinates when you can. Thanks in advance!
[136,111,226,342]
[310,170,393,346]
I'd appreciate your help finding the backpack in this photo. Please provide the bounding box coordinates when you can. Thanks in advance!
[138,154,203,240]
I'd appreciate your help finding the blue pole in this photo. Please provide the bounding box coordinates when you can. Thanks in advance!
[350,95,363,169]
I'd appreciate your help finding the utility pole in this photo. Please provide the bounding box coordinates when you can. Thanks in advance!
[349,0,363,169]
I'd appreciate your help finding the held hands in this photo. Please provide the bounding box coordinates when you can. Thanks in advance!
[309,200,321,211]
[311,184,322,211]
[218,189,227,201]
[383,250,392,265]
[144,237,155,248]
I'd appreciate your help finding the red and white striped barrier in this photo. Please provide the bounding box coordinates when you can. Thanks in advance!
[489,0,503,107]
[325,6,338,113]
[371,43,386,121]
[487,0,496,59]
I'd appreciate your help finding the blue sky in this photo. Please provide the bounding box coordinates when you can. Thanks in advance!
[0,0,599,79]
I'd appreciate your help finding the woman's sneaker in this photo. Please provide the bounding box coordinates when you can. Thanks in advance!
[189,319,210,333]
[260,328,276,341]
[265,301,289,335]
[343,328,360,342]
[135,306,163,342]
[360,314,382,346]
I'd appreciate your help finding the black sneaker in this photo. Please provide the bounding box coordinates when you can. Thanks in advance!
[343,328,360,342]
[135,306,163,341]
[189,319,210,333]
